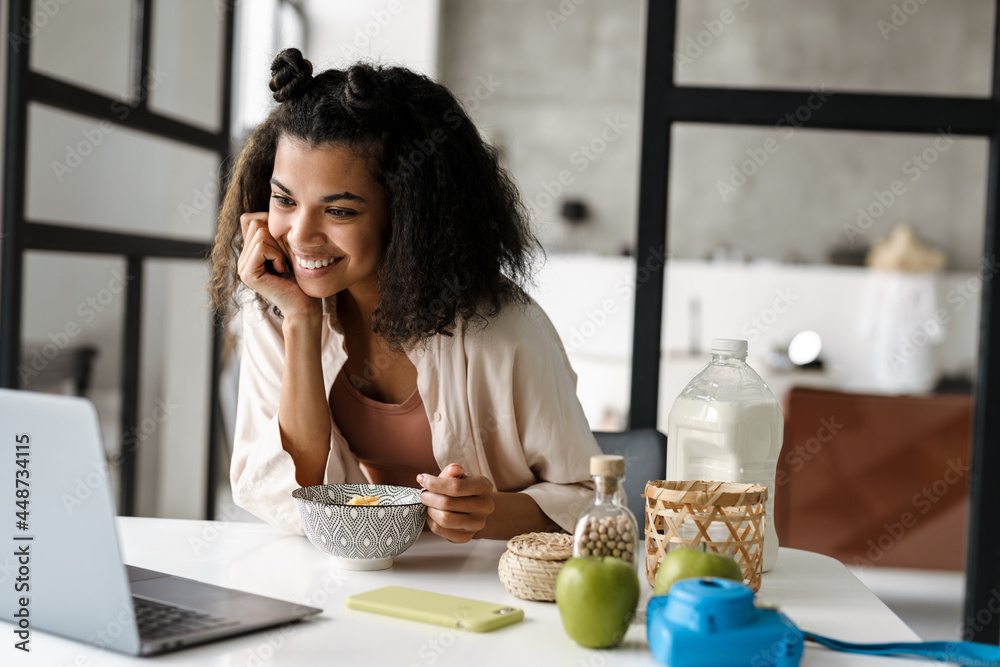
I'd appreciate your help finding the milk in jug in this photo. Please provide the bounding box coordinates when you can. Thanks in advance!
[666,339,783,571]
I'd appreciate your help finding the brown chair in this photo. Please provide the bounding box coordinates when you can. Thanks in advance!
[774,387,972,570]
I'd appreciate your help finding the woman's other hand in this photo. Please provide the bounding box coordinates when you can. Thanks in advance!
[238,212,319,321]
[419,464,496,543]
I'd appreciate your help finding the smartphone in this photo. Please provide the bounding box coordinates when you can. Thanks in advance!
[344,586,524,632]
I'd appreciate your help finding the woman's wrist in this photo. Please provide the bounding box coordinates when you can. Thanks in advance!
[281,308,324,337]
[473,491,559,540]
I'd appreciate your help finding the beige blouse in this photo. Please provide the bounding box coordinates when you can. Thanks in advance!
[230,294,601,535]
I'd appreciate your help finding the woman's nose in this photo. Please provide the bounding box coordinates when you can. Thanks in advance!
[286,208,327,246]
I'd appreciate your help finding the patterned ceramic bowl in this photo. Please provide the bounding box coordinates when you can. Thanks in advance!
[292,484,427,570]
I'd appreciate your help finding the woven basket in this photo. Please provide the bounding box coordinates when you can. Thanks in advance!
[498,532,573,602]
[644,480,766,592]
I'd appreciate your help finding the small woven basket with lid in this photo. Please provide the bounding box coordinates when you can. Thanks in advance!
[644,480,766,592]
[498,532,573,602]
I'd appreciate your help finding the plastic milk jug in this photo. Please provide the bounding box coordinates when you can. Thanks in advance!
[666,339,783,572]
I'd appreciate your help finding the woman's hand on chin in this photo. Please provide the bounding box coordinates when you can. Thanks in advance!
[418,464,496,543]
[238,212,320,322]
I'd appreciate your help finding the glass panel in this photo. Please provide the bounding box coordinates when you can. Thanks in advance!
[437,0,640,254]
[29,0,134,100]
[20,252,128,504]
[659,124,987,430]
[307,0,439,75]
[530,254,633,432]
[660,127,981,612]
[232,0,441,137]
[140,259,213,519]
[675,0,994,97]
[26,103,220,242]
[668,124,988,268]
[447,102,640,254]
[278,2,305,56]
[440,0,635,103]
[149,0,225,131]
[233,0,281,138]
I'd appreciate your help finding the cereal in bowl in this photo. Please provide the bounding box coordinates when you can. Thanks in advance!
[346,494,381,506]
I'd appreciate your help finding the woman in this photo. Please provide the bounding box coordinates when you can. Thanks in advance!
[210,49,600,543]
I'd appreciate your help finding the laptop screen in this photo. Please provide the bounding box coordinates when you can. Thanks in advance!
[0,389,141,655]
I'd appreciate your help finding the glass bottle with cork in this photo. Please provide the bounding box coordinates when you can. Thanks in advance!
[573,454,638,563]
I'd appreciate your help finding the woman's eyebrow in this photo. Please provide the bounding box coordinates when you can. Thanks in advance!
[270,177,366,204]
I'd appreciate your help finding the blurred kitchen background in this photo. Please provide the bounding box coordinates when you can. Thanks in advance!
[2,0,994,640]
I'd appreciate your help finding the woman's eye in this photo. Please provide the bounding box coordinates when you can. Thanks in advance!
[328,208,354,218]
[270,194,294,207]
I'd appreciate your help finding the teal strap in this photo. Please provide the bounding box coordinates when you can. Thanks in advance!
[805,631,1000,666]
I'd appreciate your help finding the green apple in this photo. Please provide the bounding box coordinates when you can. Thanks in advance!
[653,546,743,595]
[556,556,640,649]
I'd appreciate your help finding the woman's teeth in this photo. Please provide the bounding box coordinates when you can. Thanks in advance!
[297,256,337,269]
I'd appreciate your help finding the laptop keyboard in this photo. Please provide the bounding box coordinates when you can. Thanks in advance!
[133,596,239,640]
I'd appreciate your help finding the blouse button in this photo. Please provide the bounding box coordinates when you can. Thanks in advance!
[433,412,443,422]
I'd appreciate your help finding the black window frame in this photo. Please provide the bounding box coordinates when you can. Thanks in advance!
[1,0,236,520]
[631,0,1000,644]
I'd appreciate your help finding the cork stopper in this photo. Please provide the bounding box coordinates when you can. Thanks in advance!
[590,454,626,477]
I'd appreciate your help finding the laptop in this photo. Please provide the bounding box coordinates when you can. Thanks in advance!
[0,388,322,656]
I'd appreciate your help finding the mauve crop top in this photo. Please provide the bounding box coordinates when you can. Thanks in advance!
[328,366,439,488]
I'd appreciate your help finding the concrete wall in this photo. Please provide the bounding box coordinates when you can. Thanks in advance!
[437,0,994,271]
[438,0,643,255]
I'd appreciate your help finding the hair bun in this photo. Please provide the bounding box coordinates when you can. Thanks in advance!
[341,64,384,120]
[269,48,313,103]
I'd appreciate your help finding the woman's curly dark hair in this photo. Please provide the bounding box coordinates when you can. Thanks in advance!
[209,48,539,347]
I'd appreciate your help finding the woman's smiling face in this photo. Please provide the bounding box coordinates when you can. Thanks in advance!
[267,135,389,300]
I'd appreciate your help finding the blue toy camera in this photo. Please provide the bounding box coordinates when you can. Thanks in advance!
[646,578,804,667]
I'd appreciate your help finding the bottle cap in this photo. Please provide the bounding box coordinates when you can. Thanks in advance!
[711,339,748,357]
[591,454,626,477]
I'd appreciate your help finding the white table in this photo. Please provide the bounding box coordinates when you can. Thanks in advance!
[9,517,928,666]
